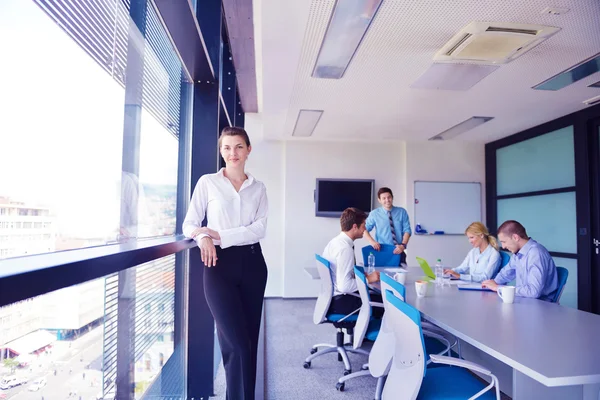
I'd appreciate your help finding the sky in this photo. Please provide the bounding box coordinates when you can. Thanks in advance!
[0,0,180,236]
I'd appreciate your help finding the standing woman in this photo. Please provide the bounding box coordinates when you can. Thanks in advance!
[183,127,268,400]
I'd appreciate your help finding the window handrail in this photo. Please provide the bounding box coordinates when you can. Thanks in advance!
[0,235,196,307]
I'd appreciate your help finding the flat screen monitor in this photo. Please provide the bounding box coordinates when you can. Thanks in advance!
[315,179,374,218]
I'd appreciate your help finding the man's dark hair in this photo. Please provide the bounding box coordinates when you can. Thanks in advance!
[340,207,367,232]
[497,220,528,239]
[377,187,393,199]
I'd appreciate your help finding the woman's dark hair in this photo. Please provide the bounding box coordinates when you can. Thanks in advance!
[218,126,251,148]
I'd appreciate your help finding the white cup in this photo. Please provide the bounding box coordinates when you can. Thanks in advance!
[497,286,516,304]
[415,280,429,298]
[394,271,407,285]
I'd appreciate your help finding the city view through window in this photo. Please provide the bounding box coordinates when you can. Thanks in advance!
[0,0,182,398]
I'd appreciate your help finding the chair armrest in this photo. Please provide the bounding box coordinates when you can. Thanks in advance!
[423,331,451,360]
[429,354,492,375]
[370,301,384,308]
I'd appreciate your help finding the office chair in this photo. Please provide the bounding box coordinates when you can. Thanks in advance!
[493,251,511,279]
[382,290,501,400]
[551,266,569,304]
[303,255,369,376]
[337,270,450,397]
[361,244,401,267]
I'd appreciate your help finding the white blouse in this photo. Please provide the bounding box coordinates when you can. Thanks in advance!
[452,244,501,282]
[182,168,268,248]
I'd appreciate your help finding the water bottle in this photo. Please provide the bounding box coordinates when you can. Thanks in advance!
[367,252,376,274]
[435,258,443,286]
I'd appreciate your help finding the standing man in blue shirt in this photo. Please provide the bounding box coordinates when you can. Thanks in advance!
[482,220,558,301]
[363,187,412,265]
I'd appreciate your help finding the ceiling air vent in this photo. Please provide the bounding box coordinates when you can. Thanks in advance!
[435,22,560,64]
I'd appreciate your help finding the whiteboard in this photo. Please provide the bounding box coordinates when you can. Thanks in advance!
[414,181,481,235]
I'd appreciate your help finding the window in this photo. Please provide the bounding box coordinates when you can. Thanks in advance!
[0,0,188,259]
[495,126,577,308]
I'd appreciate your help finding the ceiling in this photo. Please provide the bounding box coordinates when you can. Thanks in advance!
[256,0,600,142]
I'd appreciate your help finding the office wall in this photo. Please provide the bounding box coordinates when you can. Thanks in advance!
[282,141,407,297]
[405,141,486,269]
[245,116,486,297]
[245,115,285,297]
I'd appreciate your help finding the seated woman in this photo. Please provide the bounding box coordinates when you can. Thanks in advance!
[444,222,501,282]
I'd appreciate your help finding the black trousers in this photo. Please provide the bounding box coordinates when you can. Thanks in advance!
[400,251,407,265]
[329,292,384,319]
[204,243,268,400]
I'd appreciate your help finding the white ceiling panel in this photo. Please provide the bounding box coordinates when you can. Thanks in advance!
[258,0,600,142]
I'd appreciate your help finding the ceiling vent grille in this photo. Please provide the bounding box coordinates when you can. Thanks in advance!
[435,22,560,64]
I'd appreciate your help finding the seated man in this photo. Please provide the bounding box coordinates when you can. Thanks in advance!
[323,207,382,317]
[482,220,558,301]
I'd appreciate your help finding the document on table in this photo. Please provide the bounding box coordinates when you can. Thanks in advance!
[457,283,494,292]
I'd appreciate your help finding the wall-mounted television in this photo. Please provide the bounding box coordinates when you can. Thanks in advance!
[315,178,375,218]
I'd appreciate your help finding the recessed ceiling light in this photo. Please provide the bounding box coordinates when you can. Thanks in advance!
[588,80,600,88]
[429,116,494,140]
[292,110,324,137]
[312,0,383,79]
[583,95,600,107]
[533,52,600,91]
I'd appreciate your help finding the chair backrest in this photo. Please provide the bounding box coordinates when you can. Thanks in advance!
[313,254,334,325]
[353,267,373,349]
[362,245,400,267]
[493,251,511,279]
[552,266,569,304]
[369,273,406,378]
[380,272,406,301]
[382,290,427,400]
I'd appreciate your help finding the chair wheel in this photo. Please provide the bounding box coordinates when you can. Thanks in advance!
[310,348,318,354]
[343,369,351,376]
[336,382,345,391]
[338,353,343,362]
[303,361,311,369]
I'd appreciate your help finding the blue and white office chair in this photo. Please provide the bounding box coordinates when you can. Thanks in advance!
[303,255,368,375]
[382,289,500,400]
[338,271,451,398]
[379,271,459,358]
[362,244,401,267]
[551,266,569,304]
[492,251,511,279]
[335,267,384,392]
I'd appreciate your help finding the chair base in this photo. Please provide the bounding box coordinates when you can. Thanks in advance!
[304,344,369,373]
[336,365,386,399]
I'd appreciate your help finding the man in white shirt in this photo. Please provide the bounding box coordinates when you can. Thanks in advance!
[323,207,382,317]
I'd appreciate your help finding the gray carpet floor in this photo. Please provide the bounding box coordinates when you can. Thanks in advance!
[212,298,375,400]
[213,298,510,400]
[264,298,376,400]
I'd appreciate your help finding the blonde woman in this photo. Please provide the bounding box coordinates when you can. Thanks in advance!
[444,222,501,282]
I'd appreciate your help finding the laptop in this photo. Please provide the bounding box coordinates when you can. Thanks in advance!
[415,257,459,281]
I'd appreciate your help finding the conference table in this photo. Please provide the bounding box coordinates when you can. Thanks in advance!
[304,265,600,400]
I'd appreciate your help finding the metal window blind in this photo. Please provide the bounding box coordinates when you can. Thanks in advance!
[102,255,175,396]
[33,0,182,137]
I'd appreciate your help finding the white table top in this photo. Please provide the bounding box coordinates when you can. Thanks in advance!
[393,267,600,387]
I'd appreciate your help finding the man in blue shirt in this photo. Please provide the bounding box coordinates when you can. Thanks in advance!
[363,187,412,265]
[482,220,558,301]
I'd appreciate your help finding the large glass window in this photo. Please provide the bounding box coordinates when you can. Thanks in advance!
[0,0,188,260]
[496,126,575,196]
[0,1,189,399]
[495,126,578,309]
